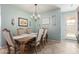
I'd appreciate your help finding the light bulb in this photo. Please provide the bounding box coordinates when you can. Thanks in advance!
[37,14,40,18]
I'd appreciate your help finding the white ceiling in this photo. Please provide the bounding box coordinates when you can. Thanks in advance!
[13,4,79,13]
[14,4,59,13]
[56,4,79,12]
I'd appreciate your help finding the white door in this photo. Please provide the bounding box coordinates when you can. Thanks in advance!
[65,17,77,40]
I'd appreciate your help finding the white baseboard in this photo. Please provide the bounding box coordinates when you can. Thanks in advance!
[0,45,1,48]
[0,46,2,48]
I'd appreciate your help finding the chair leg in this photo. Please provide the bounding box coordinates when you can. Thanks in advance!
[39,44,41,51]
[7,43,11,54]
[46,34,48,43]
[46,39,48,43]
[42,40,47,48]
[44,40,45,45]
[14,48,16,54]
[7,47,10,54]
[45,40,47,45]
[42,41,44,48]
[34,46,37,54]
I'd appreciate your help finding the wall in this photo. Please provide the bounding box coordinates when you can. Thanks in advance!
[1,5,34,47]
[34,9,77,40]
[34,8,61,40]
[0,5,1,48]
[61,10,77,40]
[1,5,61,47]
[1,5,77,47]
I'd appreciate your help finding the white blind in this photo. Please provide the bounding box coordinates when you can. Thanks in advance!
[42,17,49,24]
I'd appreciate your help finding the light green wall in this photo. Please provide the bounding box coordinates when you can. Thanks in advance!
[34,9,61,40]
[1,5,35,47]
[61,10,77,40]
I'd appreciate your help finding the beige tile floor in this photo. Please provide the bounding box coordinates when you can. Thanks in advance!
[0,39,79,54]
[38,40,79,54]
[0,48,8,54]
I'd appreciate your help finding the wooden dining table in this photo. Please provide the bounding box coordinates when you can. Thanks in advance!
[13,33,37,53]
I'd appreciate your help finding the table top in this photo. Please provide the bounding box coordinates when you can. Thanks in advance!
[13,33,37,40]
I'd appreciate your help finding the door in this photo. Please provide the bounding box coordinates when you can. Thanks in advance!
[65,16,77,40]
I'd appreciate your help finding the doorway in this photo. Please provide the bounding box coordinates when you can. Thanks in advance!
[65,16,77,40]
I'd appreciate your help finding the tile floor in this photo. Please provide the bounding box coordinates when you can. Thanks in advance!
[0,39,79,54]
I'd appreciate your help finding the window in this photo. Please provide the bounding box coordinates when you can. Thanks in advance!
[67,19,75,25]
[42,17,50,25]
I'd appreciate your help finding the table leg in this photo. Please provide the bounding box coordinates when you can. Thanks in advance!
[20,42,26,54]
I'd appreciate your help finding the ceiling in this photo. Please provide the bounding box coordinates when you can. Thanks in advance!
[56,4,79,12]
[14,4,59,13]
[13,4,79,13]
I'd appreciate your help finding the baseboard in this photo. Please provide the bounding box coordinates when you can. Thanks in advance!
[0,45,6,48]
[0,46,2,48]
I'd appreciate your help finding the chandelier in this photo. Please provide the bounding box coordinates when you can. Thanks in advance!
[31,4,40,21]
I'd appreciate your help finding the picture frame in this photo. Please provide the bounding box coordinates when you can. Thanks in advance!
[52,15,56,26]
[18,17,28,27]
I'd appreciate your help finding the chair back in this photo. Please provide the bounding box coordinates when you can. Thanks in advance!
[17,28,32,35]
[43,29,48,40]
[2,28,15,47]
[17,28,27,35]
[27,28,32,34]
[36,28,44,44]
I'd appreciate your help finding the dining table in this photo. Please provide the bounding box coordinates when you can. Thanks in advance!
[13,33,37,53]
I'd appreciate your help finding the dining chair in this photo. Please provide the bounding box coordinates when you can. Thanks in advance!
[17,28,27,35]
[27,28,32,34]
[42,28,48,47]
[2,28,20,54]
[17,28,32,35]
[29,28,44,53]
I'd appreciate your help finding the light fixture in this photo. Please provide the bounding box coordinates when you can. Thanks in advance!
[31,4,40,21]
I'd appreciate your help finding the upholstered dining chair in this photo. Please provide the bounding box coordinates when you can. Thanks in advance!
[42,28,48,47]
[2,28,20,54]
[17,28,27,35]
[29,28,44,53]
[17,28,32,35]
[27,28,32,34]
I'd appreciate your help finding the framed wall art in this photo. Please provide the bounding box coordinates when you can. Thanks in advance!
[18,17,28,27]
[52,15,56,26]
